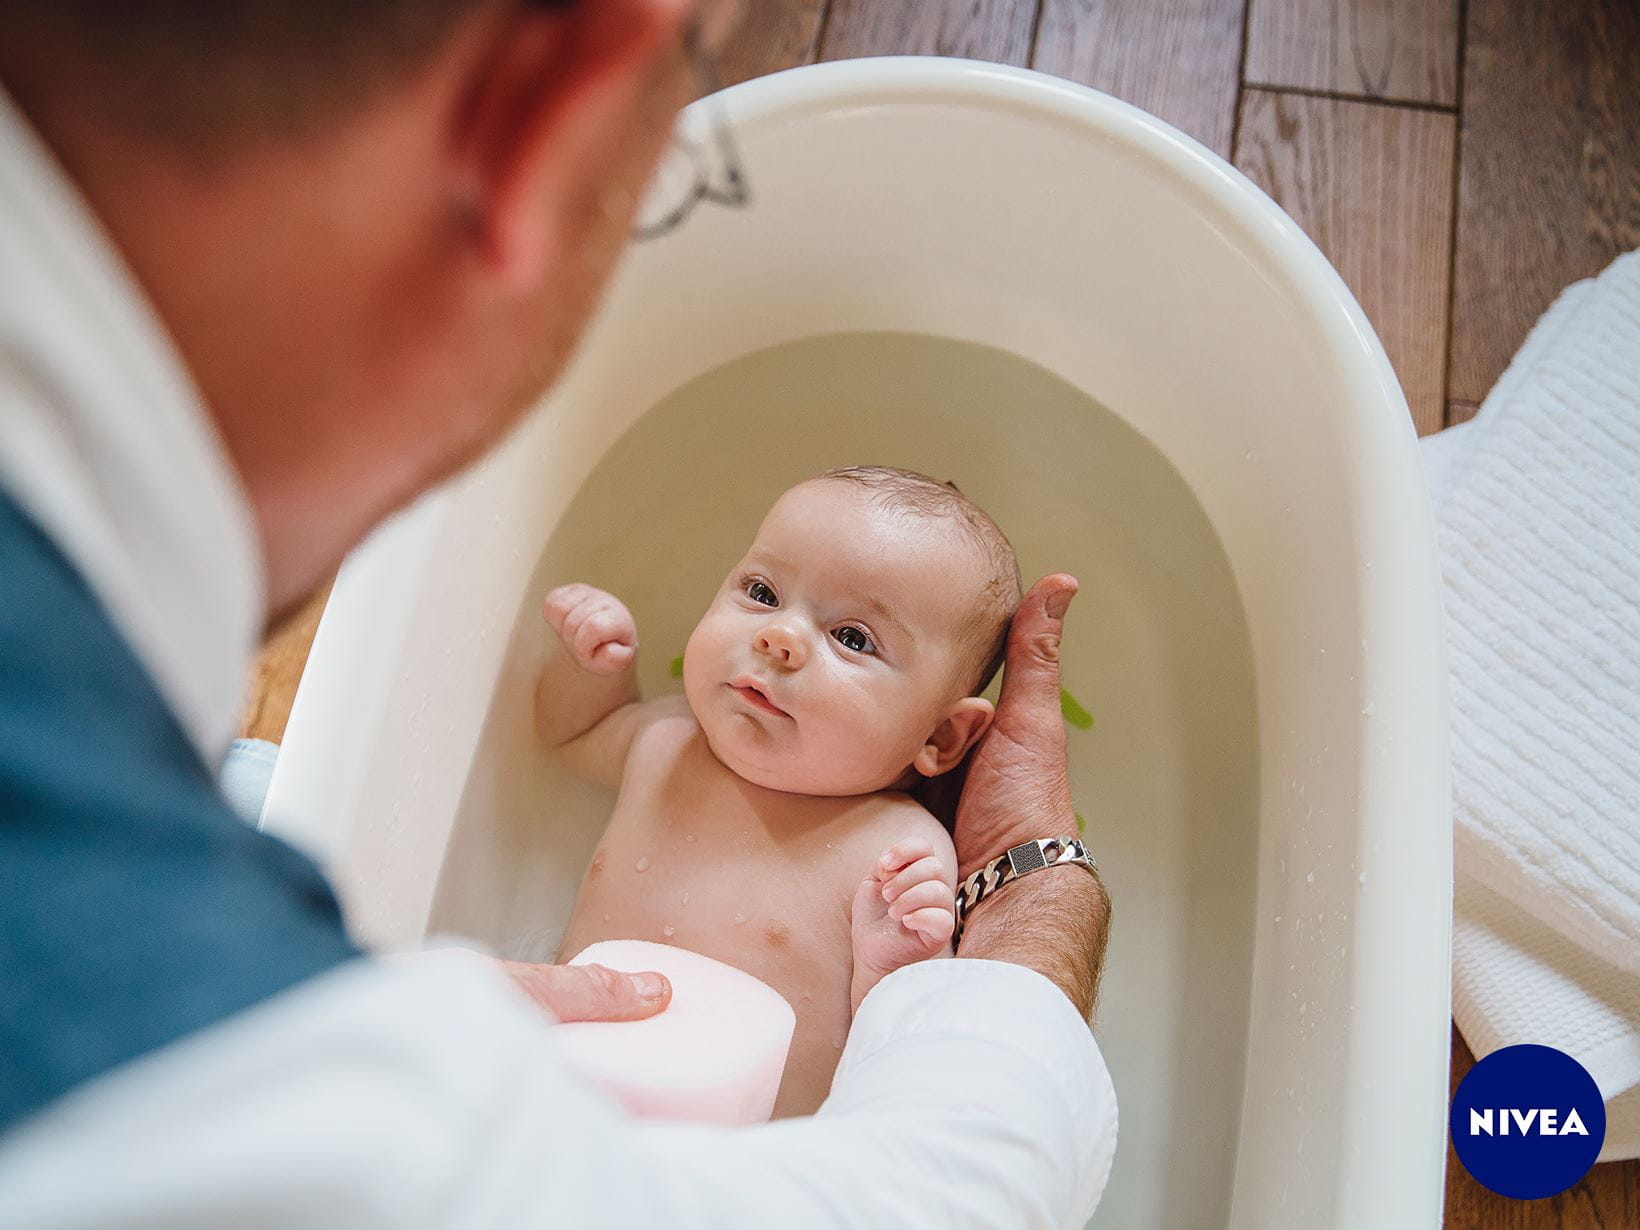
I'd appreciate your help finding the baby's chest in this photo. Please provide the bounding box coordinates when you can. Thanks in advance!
[573,758,861,981]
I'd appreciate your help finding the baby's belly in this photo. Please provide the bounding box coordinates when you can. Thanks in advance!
[558,834,855,1117]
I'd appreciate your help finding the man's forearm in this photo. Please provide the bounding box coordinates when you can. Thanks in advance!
[956,867,1111,1020]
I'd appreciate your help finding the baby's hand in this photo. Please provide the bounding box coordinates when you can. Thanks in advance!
[543,584,638,676]
[850,837,956,1006]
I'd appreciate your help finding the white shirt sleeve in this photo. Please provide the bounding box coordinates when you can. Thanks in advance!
[0,951,1116,1229]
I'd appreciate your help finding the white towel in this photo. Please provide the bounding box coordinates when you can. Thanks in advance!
[1422,249,1640,1161]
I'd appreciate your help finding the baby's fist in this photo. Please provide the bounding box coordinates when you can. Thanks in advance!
[851,836,956,984]
[543,584,638,676]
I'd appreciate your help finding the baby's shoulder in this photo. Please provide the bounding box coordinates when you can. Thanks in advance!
[620,695,700,774]
[630,693,697,740]
[846,790,957,862]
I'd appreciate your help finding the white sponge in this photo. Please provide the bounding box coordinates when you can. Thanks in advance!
[553,940,796,1125]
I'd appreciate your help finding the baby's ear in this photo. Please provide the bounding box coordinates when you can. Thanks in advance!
[912,697,996,778]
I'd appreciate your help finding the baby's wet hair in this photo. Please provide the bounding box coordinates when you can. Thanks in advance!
[817,465,1022,696]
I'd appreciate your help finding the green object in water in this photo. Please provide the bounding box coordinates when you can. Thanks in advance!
[1075,811,1086,834]
[1060,687,1094,730]
[669,654,684,679]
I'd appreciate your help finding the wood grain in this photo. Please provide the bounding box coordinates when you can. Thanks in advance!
[1032,0,1246,159]
[238,582,330,743]
[1449,0,1640,403]
[716,0,828,87]
[1448,398,1481,427]
[819,0,1037,65]
[1446,1023,1640,1228]
[1234,88,1457,435]
[1245,0,1460,106]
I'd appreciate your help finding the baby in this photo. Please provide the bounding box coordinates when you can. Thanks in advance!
[540,466,1021,1116]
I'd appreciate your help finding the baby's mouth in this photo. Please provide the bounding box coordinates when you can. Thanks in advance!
[727,677,791,718]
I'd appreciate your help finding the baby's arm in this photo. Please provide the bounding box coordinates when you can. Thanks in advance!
[849,823,959,1016]
[535,583,651,790]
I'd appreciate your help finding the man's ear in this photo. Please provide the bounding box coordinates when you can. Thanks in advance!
[453,0,690,284]
[912,697,996,778]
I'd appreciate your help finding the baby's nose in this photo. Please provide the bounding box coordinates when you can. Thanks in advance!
[755,623,805,667]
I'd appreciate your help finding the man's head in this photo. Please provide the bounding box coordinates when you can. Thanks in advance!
[682,468,1023,797]
[0,0,728,621]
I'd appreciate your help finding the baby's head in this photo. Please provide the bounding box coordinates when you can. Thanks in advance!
[682,466,1022,797]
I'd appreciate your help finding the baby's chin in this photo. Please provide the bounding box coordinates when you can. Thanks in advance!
[697,713,906,798]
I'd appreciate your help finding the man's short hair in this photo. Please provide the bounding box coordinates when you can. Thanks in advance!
[6,1,572,151]
[818,465,1022,697]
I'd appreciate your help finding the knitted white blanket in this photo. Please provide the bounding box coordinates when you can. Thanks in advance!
[1422,248,1640,1161]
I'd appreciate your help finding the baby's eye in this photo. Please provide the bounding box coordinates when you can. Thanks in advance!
[833,626,876,655]
[744,578,778,607]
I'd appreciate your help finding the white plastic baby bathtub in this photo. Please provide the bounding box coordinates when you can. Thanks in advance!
[263,58,1451,1229]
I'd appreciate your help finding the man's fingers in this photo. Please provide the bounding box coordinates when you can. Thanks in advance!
[502,960,671,1022]
[996,574,1078,730]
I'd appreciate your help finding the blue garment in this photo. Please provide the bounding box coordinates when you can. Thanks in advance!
[0,490,360,1135]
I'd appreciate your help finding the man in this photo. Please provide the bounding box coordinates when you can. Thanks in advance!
[0,1,1116,1223]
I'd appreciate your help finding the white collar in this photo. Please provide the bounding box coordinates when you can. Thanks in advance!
[0,86,264,767]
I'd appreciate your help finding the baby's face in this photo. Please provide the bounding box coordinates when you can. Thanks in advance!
[683,480,987,796]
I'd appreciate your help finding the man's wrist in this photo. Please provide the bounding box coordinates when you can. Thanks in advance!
[957,822,1076,880]
[955,862,1110,1020]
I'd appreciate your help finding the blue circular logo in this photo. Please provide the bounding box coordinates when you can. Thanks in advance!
[1450,1044,1606,1199]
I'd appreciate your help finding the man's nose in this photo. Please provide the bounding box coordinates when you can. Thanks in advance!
[755,622,806,668]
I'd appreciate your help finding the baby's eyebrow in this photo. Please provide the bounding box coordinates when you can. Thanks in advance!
[861,594,913,644]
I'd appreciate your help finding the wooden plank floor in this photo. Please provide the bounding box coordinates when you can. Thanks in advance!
[244,1,1640,1224]
[1234,87,1456,434]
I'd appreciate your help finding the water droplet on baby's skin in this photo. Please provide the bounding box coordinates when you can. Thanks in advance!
[602,913,611,923]
[680,891,689,907]
[662,924,675,938]
[1305,871,1315,883]
[685,834,696,844]
[1361,702,1376,717]
[825,842,833,849]
[1358,872,1368,885]
[733,911,747,926]
[635,856,650,873]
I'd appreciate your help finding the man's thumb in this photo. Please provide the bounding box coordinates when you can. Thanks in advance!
[999,574,1078,718]
[504,960,672,1022]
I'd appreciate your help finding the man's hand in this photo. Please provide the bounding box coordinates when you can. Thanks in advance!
[500,960,671,1022]
[917,574,1080,878]
[914,574,1112,1020]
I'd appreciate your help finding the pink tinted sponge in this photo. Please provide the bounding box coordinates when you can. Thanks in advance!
[554,940,796,1124]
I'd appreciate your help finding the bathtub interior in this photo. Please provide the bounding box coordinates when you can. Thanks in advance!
[426,332,1260,1229]
[263,60,1449,1230]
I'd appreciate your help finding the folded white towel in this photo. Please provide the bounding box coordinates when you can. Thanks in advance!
[1422,249,1640,1161]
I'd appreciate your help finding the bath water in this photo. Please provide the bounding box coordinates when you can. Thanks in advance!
[429,331,1259,1229]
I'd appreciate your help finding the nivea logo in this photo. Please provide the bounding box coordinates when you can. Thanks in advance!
[1450,1044,1606,1200]
[1467,1107,1589,1137]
